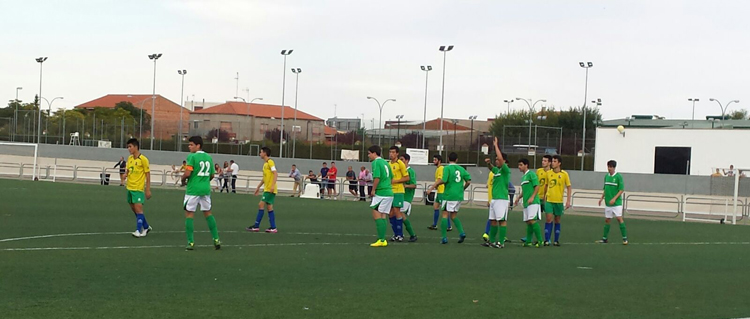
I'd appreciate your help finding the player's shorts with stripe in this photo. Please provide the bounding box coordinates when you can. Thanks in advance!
[488,199,509,221]
[604,206,623,218]
[545,202,565,216]
[523,204,542,221]
[392,193,404,208]
[441,200,461,213]
[127,190,145,205]
[370,195,393,214]
[400,201,412,216]
[261,192,276,205]
[184,195,212,212]
[539,199,546,212]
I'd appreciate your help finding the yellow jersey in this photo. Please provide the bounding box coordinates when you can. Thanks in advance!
[434,166,445,194]
[390,159,408,194]
[263,159,278,194]
[536,168,550,198]
[126,154,150,191]
[487,172,493,202]
[546,169,571,203]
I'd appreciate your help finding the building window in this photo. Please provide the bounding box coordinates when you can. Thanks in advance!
[220,121,232,132]
[260,123,269,134]
[312,126,320,136]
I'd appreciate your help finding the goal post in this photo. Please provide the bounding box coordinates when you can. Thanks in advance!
[699,166,747,225]
[0,142,38,181]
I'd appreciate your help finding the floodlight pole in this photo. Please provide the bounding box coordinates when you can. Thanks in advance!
[516,98,546,157]
[178,70,187,151]
[279,49,293,158]
[292,68,302,158]
[688,98,699,128]
[366,97,395,146]
[438,45,454,156]
[420,65,432,149]
[503,99,514,115]
[41,96,63,144]
[35,57,48,144]
[579,61,593,171]
[148,53,162,150]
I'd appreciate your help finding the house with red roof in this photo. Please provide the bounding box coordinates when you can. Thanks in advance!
[74,94,189,139]
[190,101,326,142]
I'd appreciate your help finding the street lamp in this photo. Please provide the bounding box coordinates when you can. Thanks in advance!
[40,96,63,144]
[438,45,455,156]
[395,115,404,141]
[14,87,22,141]
[366,97,396,146]
[35,57,48,144]
[579,61,593,171]
[420,65,432,149]
[279,49,293,158]
[503,99,514,115]
[450,118,459,150]
[516,98,547,156]
[688,98,700,122]
[178,69,187,151]
[709,98,739,120]
[291,68,302,158]
[468,115,477,162]
[148,53,162,150]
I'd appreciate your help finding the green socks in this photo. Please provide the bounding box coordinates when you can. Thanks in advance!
[375,219,387,240]
[452,217,465,234]
[498,226,507,245]
[619,222,627,239]
[489,225,498,243]
[526,224,533,243]
[441,217,449,238]
[185,217,194,243]
[403,218,415,237]
[206,215,219,241]
[603,224,611,239]
[533,223,543,243]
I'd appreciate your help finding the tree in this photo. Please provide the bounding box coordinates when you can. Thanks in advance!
[207,128,231,142]
[730,109,748,120]
[263,128,290,144]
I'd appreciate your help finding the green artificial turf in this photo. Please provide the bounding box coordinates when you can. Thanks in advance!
[0,179,749,319]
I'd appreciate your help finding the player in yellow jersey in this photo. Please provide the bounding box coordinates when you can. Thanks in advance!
[428,155,451,231]
[124,138,152,238]
[522,155,552,243]
[543,155,571,246]
[388,146,410,242]
[249,147,279,233]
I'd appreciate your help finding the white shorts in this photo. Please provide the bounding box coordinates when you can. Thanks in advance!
[400,201,412,216]
[441,201,461,213]
[184,195,212,212]
[523,204,542,221]
[604,206,623,218]
[370,195,393,214]
[489,199,510,221]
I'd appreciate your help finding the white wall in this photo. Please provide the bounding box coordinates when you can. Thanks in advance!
[594,127,750,176]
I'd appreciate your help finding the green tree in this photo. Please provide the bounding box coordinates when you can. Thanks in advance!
[730,109,747,120]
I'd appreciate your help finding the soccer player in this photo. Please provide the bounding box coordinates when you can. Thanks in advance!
[181,136,221,250]
[544,155,571,246]
[598,160,628,245]
[124,138,152,238]
[515,158,544,247]
[481,137,511,248]
[388,146,409,242]
[368,145,393,247]
[248,147,279,233]
[427,155,451,231]
[427,152,470,244]
[399,153,418,242]
[522,155,552,243]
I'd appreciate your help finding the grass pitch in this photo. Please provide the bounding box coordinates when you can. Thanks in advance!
[0,179,749,319]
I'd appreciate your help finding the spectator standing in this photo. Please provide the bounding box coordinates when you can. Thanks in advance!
[358,166,368,201]
[365,168,374,199]
[220,161,231,193]
[346,166,358,200]
[114,157,127,186]
[229,160,240,193]
[328,161,339,199]
[289,165,303,197]
[320,162,330,199]
[213,163,223,191]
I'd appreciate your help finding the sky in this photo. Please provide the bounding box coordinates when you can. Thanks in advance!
[2,0,749,128]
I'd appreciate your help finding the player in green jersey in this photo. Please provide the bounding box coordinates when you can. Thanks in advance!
[598,160,628,245]
[427,152,470,244]
[181,136,221,250]
[399,154,418,242]
[482,137,511,248]
[514,158,544,248]
[368,145,394,247]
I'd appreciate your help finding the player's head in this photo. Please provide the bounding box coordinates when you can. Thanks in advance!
[518,158,530,172]
[400,153,410,165]
[214,163,220,170]
[551,155,562,169]
[368,145,382,160]
[433,154,442,166]
[716,168,720,173]
[120,156,124,161]
[389,146,400,160]
[126,138,140,154]
[308,170,314,175]
[496,152,507,166]
[360,166,366,171]
[183,160,187,164]
[188,136,203,153]
[322,162,327,167]
[292,164,297,169]
[448,152,458,163]
[348,166,353,171]
[330,161,336,167]
[730,164,735,169]
[542,155,552,169]
[260,147,271,159]
[607,160,617,174]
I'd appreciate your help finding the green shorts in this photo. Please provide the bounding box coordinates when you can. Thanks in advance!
[545,202,565,216]
[540,199,546,213]
[434,193,444,205]
[127,190,145,205]
[392,193,404,208]
[261,192,276,205]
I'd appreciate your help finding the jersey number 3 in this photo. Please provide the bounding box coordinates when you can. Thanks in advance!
[454,171,461,182]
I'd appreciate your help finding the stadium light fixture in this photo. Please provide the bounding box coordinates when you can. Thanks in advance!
[148,53,162,150]
[279,49,294,158]
[579,61,594,171]
[420,65,433,148]
[291,68,302,158]
[177,69,187,152]
[437,45,455,155]
[35,57,48,144]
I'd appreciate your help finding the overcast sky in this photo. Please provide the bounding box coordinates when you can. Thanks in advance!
[2,0,748,128]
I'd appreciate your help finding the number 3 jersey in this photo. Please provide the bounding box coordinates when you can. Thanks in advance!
[186,151,215,196]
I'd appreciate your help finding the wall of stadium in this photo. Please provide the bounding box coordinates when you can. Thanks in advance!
[594,127,750,176]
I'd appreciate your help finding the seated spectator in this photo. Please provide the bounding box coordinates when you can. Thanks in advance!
[711,169,723,177]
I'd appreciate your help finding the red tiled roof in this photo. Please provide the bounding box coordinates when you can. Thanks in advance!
[193,101,323,121]
[391,119,471,131]
[324,126,337,136]
[74,94,184,109]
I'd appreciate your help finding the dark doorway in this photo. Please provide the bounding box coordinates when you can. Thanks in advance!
[654,147,691,175]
